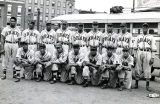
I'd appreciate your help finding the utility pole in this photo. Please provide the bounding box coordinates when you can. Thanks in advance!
[132,0,135,12]
[37,8,40,31]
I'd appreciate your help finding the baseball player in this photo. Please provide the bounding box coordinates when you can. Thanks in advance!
[56,21,73,54]
[1,17,21,80]
[82,41,102,87]
[71,23,88,54]
[34,44,53,82]
[40,21,56,55]
[54,23,60,32]
[50,42,68,83]
[21,20,40,52]
[102,23,118,54]
[100,44,119,89]
[134,23,157,91]
[67,42,85,85]
[87,21,103,54]
[14,41,35,82]
[116,47,134,91]
[116,23,132,58]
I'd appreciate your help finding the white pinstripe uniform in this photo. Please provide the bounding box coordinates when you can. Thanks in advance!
[40,29,56,55]
[1,26,21,70]
[21,29,40,52]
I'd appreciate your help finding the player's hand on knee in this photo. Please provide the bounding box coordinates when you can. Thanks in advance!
[149,58,154,65]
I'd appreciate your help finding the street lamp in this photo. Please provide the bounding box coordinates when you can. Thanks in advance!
[37,8,40,31]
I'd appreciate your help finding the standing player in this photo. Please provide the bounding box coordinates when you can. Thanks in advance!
[54,23,60,32]
[82,41,102,87]
[100,44,119,89]
[34,44,53,82]
[40,21,56,55]
[50,42,68,83]
[21,21,40,52]
[134,23,157,91]
[116,23,132,57]
[88,21,103,54]
[56,21,73,54]
[71,23,88,54]
[1,17,21,80]
[67,42,85,85]
[102,23,118,54]
[14,41,35,82]
[116,47,134,91]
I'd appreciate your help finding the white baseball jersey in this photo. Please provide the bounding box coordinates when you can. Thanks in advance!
[87,31,103,46]
[21,29,40,44]
[1,26,21,42]
[102,32,118,47]
[40,29,56,44]
[84,53,102,66]
[117,32,132,48]
[52,51,68,64]
[16,47,35,63]
[56,29,73,44]
[134,34,157,51]
[119,55,134,66]
[35,51,52,63]
[71,31,88,46]
[102,53,119,65]
[69,51,85,66]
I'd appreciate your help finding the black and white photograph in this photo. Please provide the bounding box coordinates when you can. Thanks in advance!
[0,0,160,104]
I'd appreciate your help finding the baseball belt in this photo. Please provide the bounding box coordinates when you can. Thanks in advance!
[5,40,18,44]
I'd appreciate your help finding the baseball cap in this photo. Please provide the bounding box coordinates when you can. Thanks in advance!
[46,21,51,25]
[142,23,149,28]
[120,23,127,27]
[122,46,130,52]
[92,21,98,26]
[78,23,83,27]
[55,42,62,48]
[29,20,35,25]
[107,23,113,27]
[90,46,97,51]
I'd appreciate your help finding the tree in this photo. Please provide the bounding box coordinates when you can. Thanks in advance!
[110,6,124,14]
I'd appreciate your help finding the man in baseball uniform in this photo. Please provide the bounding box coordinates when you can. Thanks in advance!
[134,23,157,91]
[1,17,21,80]
[50,42,68,83]
[14,41,35,82]
[21,20,40,52]
[116,47,134,91]
[116,23,132,58]
[102,23,118,54]
[82,41,102,87]
[54,23,60,32]
[56,21,73,54]
[100,44,119,89]
[88,21,103,54]
[71,23,88,54]
[67,42,85,85]
[35,44,53,82]
[40,21,56,55]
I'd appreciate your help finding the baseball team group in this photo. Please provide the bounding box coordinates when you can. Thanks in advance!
[0,16,157,91]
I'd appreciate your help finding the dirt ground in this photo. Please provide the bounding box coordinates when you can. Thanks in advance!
[0,65,160,104]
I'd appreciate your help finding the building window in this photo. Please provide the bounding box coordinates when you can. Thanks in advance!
[35,0,38,4]
[28,0,32,4]
[7,4,12,14]
[40,0,43,5]
[40,15,43,21]
[40,7,43,12]
[57,9,60,15]
[17,17,21,25]
[57,1,61,7]
[34,15,37,20]
[45,16,49,21]
[28,6,32,12]
[17,6,22,16]
[62,10,66,15]
[46,0,49,6]
[7,15,11,23]
[52,1,55,7]
[46,8,49,14]
[34,7,37,12]
[63,2,66,8]
[52,8,55,14]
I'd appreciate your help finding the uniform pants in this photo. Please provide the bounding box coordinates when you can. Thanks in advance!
[2,43,18,70]
[135,51,152,79]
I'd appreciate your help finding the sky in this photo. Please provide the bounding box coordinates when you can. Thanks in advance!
[75,0,134,12]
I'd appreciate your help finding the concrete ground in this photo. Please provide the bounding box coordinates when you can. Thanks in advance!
[0,64,160,104]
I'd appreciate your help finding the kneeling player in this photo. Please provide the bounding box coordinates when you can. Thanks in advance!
[116,47,134,91]
[50,42,68,84]
[67,43,85,85]
[100,45,118,89]
[14,41,35,82]
[35,44,53,82]
[82,43,102,87]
